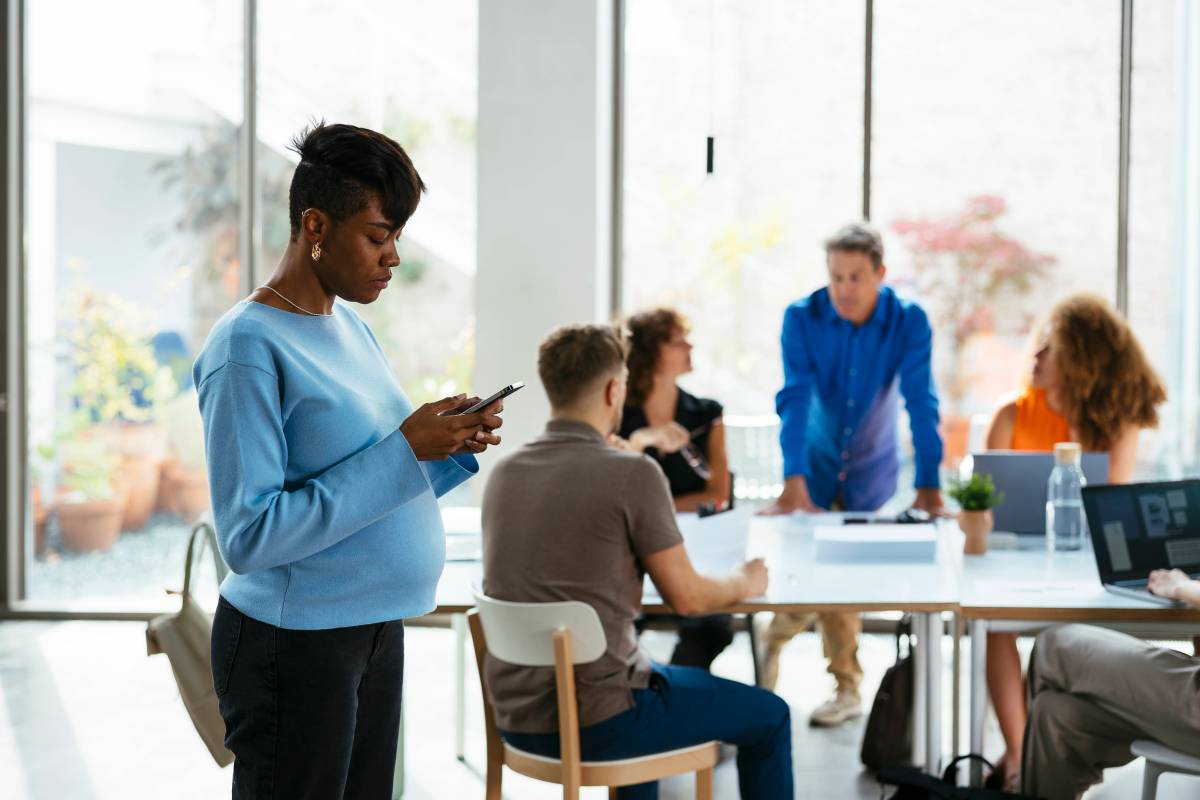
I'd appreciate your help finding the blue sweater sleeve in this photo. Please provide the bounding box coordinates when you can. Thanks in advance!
[424,455,479,497]
[199,361,435,574]
[897,306,943,488]
[775,306,814,479]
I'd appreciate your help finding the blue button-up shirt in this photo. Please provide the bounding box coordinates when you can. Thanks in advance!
[776,286,942,512]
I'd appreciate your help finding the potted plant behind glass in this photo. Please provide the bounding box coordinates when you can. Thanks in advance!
[55,429,126,552]
[63,284,178,533]
[891,196,1054,465]
[948,473,1005,556]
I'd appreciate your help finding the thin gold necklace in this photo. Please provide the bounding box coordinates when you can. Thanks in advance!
[256,285,333,317]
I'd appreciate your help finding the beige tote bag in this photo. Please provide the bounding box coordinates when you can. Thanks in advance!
[146,520,235,767]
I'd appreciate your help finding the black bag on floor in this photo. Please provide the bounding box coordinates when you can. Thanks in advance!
[878,755,1043,799]
[861,615,914,771]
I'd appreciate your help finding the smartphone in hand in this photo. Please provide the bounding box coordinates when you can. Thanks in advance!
[454,382,524,415]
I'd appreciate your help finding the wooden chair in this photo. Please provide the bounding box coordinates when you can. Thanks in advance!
[469,595,718,799]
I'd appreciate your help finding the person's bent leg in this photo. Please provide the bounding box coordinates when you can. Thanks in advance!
[1029,624,1200,757]
[819,611,864,695]
[215,598,377,799]
[344,620,406,800]
[1022,689,1136,800]
[761,611,815,691]
[670,615,735,670]
[504,665,793,799]
[985,631,1025,784]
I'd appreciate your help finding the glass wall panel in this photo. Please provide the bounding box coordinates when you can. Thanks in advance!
[872,0,1121,466]
[622,0,864,416]
[24,0,243,609]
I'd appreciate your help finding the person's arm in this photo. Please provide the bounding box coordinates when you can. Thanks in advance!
[643,544,768,615]
[762,307,821,514]
[199,363,478,574]
[1106,425,1140,484]
[673,421,731,512]
[985,401,1017,450]
[1148,569,1200,608]
[898,305,944,513]
[422,397,505,496]
[625,422,690,455]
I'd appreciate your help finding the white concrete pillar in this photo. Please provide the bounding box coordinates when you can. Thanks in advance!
[475,0,615,483]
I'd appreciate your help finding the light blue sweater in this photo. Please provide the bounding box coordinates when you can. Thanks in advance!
[193,300,477,630]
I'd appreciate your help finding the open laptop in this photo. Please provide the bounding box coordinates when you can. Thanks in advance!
[972,451,1109,538]
[1082,479,1200,607]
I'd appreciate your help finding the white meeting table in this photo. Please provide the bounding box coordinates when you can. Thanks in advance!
[433,512,962,775]
[959,544,1200,785]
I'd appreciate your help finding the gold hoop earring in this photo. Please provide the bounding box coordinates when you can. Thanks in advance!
[311,242,322,262]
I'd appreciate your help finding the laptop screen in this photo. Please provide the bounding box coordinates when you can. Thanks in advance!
[1083,479,1200,582]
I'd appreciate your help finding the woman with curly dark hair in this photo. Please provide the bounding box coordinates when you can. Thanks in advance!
[981,293,1166,789]
[615,307,734,670]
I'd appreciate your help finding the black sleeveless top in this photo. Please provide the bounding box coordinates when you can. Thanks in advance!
[619,387,723,497]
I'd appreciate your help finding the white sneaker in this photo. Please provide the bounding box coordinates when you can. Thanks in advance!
[809,690,862,727]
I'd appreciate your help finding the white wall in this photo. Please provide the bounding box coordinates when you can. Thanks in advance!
[474,0,615,485]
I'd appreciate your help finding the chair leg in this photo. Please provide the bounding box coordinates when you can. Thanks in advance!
[747,612,762,687]
[485,752,502,800]
[608,788,619,799]
[696,766,714,800]
[1141,761,1162,800]
[562,780,580,800]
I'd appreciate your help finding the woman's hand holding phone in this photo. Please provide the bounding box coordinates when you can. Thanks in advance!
[400,394,504,460]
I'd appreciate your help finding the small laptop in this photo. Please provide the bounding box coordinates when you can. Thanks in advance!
[972,451,1109,537]
[1082,479,1200,607]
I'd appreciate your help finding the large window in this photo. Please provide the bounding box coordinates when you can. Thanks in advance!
[258,0,477,405]
[622,0,1200,481]
[18,1,477,611]
[622,0,864,415]
[872,0,1120,463]
[23,0,243,610]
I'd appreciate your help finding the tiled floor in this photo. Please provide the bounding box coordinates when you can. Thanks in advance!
[0,619,1194,799]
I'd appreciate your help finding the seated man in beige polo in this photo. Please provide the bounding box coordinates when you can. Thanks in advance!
[1022,568,1200,799]
[481,323,793,800]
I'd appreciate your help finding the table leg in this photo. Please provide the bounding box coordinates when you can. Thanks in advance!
[453,612,467,762]
[924,612,943,777]
[912,613,927,771]
[951,613,962,777]
[969,619,988,787]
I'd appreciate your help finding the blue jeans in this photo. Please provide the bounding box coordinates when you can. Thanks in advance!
[501,663,793,799]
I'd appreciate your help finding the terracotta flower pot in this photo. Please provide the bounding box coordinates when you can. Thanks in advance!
[31,482,49,557]
[959,509,994,556]
[162,459,210,523]
[119,423,166,532]
[57,486,128,553]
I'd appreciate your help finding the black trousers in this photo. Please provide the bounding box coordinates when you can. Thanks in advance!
[211,596,405,800]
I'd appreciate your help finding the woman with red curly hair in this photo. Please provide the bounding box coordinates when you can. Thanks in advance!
[982,293,1166,789]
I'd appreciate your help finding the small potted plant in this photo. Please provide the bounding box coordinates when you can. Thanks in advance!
[948,473,1004,556]
[55,430,127,553]
[64,285,178,533]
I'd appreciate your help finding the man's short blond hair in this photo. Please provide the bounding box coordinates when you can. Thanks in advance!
[537,324,627,409]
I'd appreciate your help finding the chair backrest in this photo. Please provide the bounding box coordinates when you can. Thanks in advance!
[473,592,606,666]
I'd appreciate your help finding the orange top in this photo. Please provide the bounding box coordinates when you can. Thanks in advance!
[1011,386,1072,452]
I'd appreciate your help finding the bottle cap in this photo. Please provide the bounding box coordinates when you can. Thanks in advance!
[1054,442,1082,465]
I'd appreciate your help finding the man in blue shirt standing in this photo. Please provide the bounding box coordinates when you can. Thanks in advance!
[761,222,944,726]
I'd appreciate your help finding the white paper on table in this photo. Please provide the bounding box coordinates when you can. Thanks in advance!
[644,506,753,599]
[813,523,937,564]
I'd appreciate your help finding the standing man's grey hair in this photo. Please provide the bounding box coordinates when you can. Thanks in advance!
[824,222,885,270]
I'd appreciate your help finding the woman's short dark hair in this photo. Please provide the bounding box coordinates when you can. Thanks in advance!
[625,307,688,406]
[286,122,426,239]
[824,222,884,270]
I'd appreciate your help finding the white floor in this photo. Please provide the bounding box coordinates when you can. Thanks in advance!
[0,619,1195,799]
